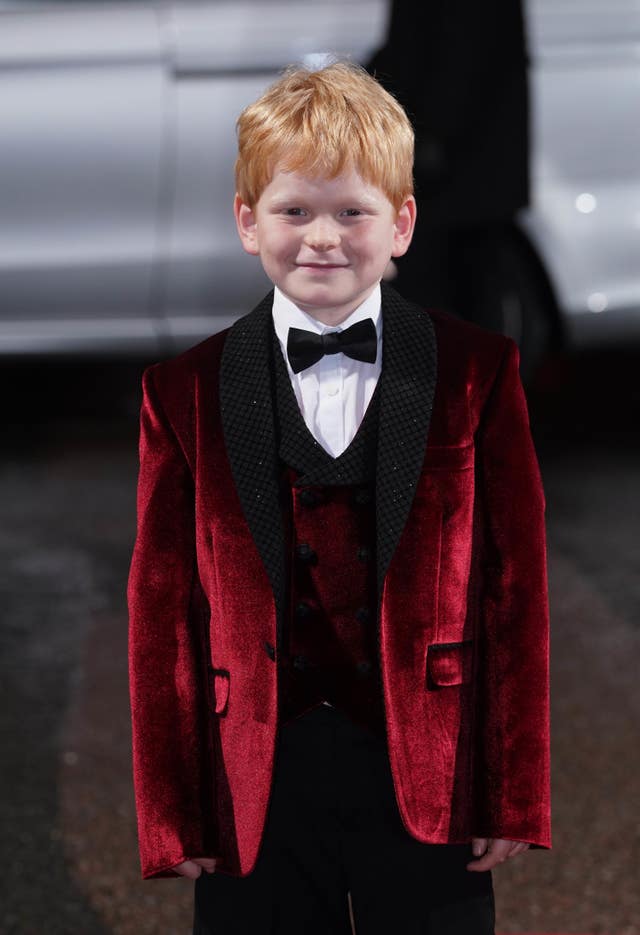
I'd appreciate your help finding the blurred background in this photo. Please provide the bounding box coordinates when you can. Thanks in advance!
[1,0,639,932]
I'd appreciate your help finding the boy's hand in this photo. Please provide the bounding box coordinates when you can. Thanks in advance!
[466,838,529,872]
[172,858,217,878]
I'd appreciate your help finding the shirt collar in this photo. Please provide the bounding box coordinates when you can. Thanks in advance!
[272,283,382,363]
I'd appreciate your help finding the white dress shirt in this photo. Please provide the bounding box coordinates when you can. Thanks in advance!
[272,284,383,458]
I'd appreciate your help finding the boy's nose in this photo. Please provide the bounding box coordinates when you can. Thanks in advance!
[303,218,340,250]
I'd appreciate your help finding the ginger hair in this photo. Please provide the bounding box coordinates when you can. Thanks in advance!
[235,62,414,211]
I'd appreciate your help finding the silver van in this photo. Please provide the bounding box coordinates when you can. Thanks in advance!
[1,0,639,367]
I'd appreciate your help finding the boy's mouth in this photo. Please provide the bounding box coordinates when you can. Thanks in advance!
[296,262,348,270]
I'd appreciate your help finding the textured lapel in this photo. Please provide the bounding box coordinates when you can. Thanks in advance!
[376,283,438,594]
[219,290,288,626]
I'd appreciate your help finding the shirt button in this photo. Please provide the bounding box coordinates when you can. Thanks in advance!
[326,386,339,397]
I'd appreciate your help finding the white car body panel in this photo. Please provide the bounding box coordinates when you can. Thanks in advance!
[520,0,640,344]
[0,0,638,353]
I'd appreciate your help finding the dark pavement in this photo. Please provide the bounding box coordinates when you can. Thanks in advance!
[1,347,639,934]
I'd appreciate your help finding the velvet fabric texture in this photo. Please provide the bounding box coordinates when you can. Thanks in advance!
[274,333,385,735]
[280,472,384,736]
[127,285,551,880]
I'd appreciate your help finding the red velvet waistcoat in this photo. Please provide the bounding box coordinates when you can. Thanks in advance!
[273,328,385,736]
[279,473,385,737]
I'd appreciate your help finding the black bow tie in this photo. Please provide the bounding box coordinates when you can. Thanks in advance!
[286,318,377,374]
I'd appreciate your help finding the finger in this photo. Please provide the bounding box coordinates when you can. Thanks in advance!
[507,842,530,858]
[470,837,488,857]
[467,840,511,872]
[467,852,500,872]
[173,860,203,879]
[194,858,217,873]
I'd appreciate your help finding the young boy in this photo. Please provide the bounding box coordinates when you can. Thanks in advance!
[128,63,550,934]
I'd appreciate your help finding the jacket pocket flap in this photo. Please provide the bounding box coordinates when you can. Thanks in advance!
[208,668,230,714]
[426,641,473,688]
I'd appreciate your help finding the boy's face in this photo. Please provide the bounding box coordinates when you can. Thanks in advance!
[234,165,416,325]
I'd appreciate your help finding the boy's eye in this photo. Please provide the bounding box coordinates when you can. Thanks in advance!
[284,207,306,216]
[341,209,361,217]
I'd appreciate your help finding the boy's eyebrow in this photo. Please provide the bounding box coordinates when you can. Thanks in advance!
[266,191,383,210]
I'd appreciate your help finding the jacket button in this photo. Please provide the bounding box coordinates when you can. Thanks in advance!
[355,606,371,624]
[356,660,372,676]
[295,601,313,621]
[296,543,317,565]
[292,654,311,672]
[263,640,276,661]
[357,546,371,563]
[299,489,319,507]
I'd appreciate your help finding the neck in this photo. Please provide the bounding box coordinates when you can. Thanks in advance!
[284,286,379,328]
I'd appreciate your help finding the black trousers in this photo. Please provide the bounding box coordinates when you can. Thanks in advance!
[193,702,494,934]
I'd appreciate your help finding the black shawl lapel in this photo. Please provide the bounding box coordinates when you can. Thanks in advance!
[219,290,287,625]
[219,283,437,615]
[376,283,438,594]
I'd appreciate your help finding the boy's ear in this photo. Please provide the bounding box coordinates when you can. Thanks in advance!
[391,195,417,259]
[234,193,260,256]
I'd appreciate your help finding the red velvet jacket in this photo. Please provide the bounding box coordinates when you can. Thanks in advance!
[127,284,551,880]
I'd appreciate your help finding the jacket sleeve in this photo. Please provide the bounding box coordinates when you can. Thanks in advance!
[473,338,551,847]
[127,365,217,879]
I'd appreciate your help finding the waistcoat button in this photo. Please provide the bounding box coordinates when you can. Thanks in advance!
[293,654,311,672]
[299,489,320,507]
[356,660,372,676]
[295,601,313,621]
[296,543,318,565]
[355,606,372,624]
[357,546,371,563]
